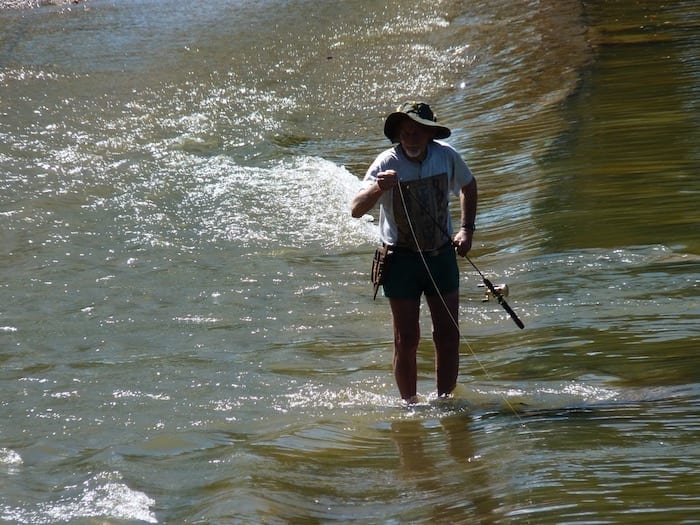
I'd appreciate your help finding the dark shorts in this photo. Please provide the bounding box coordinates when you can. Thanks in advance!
[383,245,459,300]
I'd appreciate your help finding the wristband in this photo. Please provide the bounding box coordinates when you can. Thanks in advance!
[461,223,476,232]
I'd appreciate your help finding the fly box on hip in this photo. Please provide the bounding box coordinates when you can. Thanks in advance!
[371,245,392,300]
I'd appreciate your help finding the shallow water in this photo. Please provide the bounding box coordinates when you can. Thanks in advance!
[1,0,699,523]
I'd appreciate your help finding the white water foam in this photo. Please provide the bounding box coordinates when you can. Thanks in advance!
[1,471,157,524]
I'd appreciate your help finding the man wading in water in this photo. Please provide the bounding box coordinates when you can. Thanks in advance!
[351,102,477,403]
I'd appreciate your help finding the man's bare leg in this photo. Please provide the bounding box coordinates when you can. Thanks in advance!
[389,297,421,401]
[427,290,460,396]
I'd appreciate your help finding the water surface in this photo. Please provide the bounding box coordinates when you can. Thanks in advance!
[1,0,699,523]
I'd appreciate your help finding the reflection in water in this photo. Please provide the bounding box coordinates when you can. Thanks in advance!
[392,414,498,524]
[0,0,698,523]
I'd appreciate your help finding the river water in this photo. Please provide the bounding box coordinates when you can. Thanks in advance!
[1,0,698,523]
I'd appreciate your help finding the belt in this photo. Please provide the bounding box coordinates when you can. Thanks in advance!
[385,242,454,257]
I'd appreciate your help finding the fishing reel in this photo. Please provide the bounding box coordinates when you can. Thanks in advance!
[478,282,509,302]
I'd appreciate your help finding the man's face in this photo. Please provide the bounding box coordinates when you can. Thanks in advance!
[398,119,437,161]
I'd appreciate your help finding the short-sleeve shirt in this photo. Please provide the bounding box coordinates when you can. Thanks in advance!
[362,140,473,251]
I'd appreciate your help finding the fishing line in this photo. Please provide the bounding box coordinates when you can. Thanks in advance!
[395,180,531,428]
[398,181,525,329]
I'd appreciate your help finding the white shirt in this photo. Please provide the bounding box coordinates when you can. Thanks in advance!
[362,140,473,251]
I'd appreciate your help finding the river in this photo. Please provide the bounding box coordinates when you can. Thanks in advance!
[1,0,699,523]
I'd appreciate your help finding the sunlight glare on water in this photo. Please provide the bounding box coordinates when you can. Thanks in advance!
[0,0,699,523]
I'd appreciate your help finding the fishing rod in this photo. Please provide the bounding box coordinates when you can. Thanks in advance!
[464,254,525,330]
[398,180,525,329]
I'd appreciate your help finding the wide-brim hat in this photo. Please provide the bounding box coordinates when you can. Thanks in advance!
[383,101,451,142]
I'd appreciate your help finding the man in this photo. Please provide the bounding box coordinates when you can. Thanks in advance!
[351,101,477,403]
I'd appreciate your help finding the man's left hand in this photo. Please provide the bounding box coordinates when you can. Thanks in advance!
[453,229,473,257]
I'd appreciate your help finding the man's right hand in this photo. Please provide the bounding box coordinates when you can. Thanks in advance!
[376,170,398,191]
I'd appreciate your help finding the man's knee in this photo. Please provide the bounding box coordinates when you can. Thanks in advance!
[394,330,420,353]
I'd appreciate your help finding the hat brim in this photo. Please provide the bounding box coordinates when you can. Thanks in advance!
[383,112,451,142]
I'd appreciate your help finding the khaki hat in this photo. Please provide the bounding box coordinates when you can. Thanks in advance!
[383,101,451,142]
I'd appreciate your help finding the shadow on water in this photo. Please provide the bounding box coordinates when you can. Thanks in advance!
[538,0,700,253]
